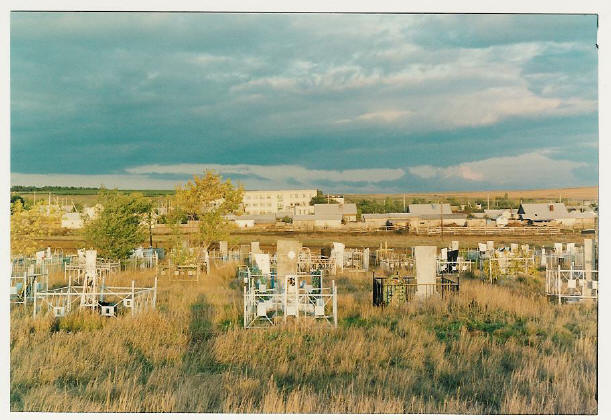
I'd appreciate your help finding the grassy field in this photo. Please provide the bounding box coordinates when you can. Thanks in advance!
[10,264,597,414]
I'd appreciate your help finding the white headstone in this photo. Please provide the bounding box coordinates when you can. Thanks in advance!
[478,243,487,252]
[441,248,448,260]
[451,241,459,251]
[363,248,370,271]
[331,242,345,269]
[554,243,563,254]
[251,241,261,254]
[254,253,271,276]
[415,246,437,298]
[35,250,45,264]
[277,240,302,279]
[85,250,97,276]
[510,243,518,253]
[486,241,495,252]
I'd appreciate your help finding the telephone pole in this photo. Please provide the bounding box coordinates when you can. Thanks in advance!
[440,201,444,241]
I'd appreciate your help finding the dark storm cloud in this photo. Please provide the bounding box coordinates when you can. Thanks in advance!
[11,12,598,192]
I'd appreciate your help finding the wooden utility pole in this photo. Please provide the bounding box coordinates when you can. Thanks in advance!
[403,193,406,212]
[440,202,444,241]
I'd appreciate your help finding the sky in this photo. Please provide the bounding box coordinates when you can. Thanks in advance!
[10,12,599,193]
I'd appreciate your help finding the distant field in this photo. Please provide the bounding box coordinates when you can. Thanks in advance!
[12,186,598,206]
[346,186,598,203]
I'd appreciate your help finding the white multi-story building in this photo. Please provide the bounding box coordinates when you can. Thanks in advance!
[242,189,318,215]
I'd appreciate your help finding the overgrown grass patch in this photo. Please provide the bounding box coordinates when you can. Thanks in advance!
[10,266,597,414]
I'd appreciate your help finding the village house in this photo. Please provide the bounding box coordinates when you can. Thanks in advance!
[292,214,343,229]
[566,210,597,228]
[291,203,357,229]
[484,209,517,227]
[313,203,358,222]
[408,203,452,216]
[517,203,570,224]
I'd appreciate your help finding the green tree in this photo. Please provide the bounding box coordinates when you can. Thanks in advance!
[279,215,293,224]
[309,190,338,205]
[171,170,244,255]
[356,199,385,214]
[10,201,61,257]
[383,197,404,213]
[84,190,152,260]
[10,195,26,213]
[495,195,516,209]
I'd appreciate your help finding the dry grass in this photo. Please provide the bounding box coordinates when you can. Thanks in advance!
[346,186,598,202]
[11,264,597,414]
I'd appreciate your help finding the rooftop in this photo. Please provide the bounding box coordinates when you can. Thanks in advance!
[408,203,452,215]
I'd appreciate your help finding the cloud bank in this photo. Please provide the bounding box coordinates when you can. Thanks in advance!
[10,13,598,191]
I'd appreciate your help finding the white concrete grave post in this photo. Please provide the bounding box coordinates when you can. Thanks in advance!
[363,248,370,271]
[415,246,437,298]
[331,242,345,271]
[584,238,593,297]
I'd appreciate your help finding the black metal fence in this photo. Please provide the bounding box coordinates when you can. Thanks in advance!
[373,273,459,307]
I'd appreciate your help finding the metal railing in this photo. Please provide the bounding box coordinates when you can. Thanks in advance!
[33,278,157,318]
[243,272,337,329]
[545,266,598,304]
[372,273,459,307]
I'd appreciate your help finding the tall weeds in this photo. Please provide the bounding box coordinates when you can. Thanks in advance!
[11,264,597,413]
